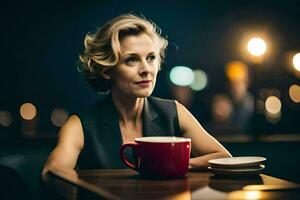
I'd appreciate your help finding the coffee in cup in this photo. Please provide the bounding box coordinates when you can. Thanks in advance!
[120,136,191,178]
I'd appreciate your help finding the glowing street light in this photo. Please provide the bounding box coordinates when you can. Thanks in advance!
[190,69,208,91]
[20,103,37,120]
[265,96,281,114]
[169,66,194,86]
[51,108,69,127]
[292,53,300,72]
[247,37,267,57]
[289,84,300,103]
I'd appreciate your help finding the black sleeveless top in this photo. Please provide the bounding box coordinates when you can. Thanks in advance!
[77,94,181,169]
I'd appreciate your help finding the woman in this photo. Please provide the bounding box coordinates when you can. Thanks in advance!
[42,14,231,175]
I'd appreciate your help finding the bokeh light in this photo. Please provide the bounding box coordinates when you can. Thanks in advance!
[20,103,37,120]
[170,66,194,86]
[289,84,300,103]
[247,37,267,56]
[265,96,281,114]
[0,111,13,127]
[292,53,300,72]
[51,108,69,127]
[228,190,262,200]
[190,69,208,91]
[245,191,261,200]
[225,61,248,81]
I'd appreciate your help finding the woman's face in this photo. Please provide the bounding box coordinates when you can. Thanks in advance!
[110,33,160,98]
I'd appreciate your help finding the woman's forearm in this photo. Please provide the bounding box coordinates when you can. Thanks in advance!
[189,151,232,171]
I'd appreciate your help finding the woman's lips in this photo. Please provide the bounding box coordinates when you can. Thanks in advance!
[135,80,152,86]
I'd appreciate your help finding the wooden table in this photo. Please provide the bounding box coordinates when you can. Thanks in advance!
[43,168,300,200]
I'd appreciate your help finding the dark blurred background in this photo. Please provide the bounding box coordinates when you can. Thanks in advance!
[1,0,300,199]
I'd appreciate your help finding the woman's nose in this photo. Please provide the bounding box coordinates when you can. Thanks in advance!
[139,60,151,75]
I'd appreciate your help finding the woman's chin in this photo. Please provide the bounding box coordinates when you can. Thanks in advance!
[134,90,153,98]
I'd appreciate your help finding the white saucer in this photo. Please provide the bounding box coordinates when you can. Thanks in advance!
[209,156,266,168]
[208,165,265,176]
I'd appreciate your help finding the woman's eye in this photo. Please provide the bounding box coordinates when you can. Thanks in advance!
[147,55,156,62]
[125,57,137,65]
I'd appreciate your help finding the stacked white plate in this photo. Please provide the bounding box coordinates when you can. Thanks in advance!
[208,156,266,176]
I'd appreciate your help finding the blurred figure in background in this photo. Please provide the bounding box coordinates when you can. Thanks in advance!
[205,61,254,139]
[205,94,239,136]
[226,61,254,134]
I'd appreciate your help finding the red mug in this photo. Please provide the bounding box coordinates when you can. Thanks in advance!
[120,136,191,178]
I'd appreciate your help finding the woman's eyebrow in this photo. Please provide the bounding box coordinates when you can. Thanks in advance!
[147,51,155,55]
[122,51,156,58]
[122,53,139,57]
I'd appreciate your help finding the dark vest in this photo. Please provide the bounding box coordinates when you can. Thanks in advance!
[77,95,181,169]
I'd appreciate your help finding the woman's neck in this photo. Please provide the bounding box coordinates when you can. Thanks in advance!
[111,90,144,125]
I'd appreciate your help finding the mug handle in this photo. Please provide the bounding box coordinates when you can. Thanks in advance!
[120,142,139,171]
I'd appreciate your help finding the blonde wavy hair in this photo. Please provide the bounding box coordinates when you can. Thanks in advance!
[78,14,168,92]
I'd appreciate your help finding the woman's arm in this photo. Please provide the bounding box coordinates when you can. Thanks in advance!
[42,115,84,176]
[175,101,232,171]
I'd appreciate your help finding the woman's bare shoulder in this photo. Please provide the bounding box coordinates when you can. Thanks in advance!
[57,114,84,149]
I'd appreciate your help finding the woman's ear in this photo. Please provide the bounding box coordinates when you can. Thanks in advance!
[100,68,111,80]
